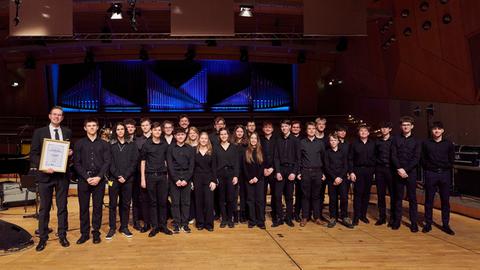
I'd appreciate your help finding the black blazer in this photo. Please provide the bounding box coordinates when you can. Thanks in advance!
[30,125,72,183]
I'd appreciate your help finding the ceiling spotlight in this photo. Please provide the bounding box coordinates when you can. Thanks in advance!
[139,48,149,61]
[108,3,123,20]
[422,20,432,30]
[389,36,397,42]
[240,48,249,62]
[239,5,254,17]
[420,1,429,12]
[442,14,452,24]
[11,81,19,87]
[401,9,410,18]
[403,27,413,37]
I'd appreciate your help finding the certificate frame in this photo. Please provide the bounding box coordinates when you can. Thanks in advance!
[39,138,70,173]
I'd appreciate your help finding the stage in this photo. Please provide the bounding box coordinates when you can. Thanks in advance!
[1,196,479,269]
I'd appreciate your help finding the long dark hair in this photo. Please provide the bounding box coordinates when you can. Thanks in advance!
[110,122,130,144]
[232,125,248,145]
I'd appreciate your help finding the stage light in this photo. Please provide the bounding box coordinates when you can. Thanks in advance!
[108,3,123,20]
[11,81,19,87]
[185,47,196,61]
[442,14,452,24]
[403,27,413,37]
[239,5,254,17]
[297,51,306,64]
[389,36,397,43]
[422,20,432,30]
[139,48,149,61]
[240,48,249,62]
[401,9,410,18]
[337,80,343,85]
[420,1,429,12]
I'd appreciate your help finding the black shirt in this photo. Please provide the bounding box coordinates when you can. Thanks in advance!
[161,134,176,145]
[349,138,376,170]
[324,147,349,180]
[194,150,217,184]
[140,138,168,173]
[135,134,150,151]
[74,136,111,180]
[260,135,276,169]
[243,149,265,181]
[375,135,393,167]
[110,139,138,181]
[315,134,330,149]
[214,143,239,177]
[391,133,421,172]
[209,132,220,146]
[167,143,195,182]
[299,137,325,170]
[274,133,301,174]
[422,138,455,171]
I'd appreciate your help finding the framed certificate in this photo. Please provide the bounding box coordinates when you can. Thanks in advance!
[39,139,70,173]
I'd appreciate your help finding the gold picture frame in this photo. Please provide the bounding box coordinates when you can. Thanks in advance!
[38,138,70,173]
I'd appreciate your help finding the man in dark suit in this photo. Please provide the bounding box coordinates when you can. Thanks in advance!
[30,106,72,252]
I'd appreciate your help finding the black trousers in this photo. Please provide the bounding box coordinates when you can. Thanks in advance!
[264,173,277,221]
[424,170,451,226]
[194,173,215,229]
[239,173,247,217]
[300,169,323,220]
[189,190,196,221]
[38,175,69,241]
[328,178,349,219]
[78,179,105,236]
[132,174,150,225]
[394,170,418,226]
[274,167,295,222]
[217,168,236,223]
[376,166,395,221]
[246,178,266,225]
[170,182,192,227]
[353,167,374,220]
[294,178,303,217]
[146,174,169,228]
[108,180,132,230]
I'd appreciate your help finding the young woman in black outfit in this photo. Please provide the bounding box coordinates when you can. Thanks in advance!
[193,132,218,231]
[233,125,248,223]
[214,128,239,228]
[106,122,138,240]
[243,132,266,229]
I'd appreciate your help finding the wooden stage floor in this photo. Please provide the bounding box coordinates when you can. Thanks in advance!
[0,196,479,270]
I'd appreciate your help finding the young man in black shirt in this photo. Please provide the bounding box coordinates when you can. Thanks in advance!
[292,120,304,222]
[422,121,455,235]
[31,106,72,251]
[260,121,277,223]
[178,114,190,133]
[74,117,111,245]
[167,127,195,233]
[273,120,300,227]
[209,116,226,146]
[391,116,421,232]
[161,120,176,145]
[298,122,326,227]
[349,124,376,226]
[315,117,329,221]
[140,122,173,237]
[374,121,395,226]
[246,120,256,137]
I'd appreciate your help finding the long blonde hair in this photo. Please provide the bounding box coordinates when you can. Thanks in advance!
[186,126,200,146]
[196,132,213,155]
[245,132,263,164]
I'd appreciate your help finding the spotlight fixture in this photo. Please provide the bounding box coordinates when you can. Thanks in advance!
[326,78,343,86]
[401,9,410,18]
[403,27,413,37]
[442,14,452,24]
[240,48,249,62]
[420,1,429,12]
[139,47,149,61]
[239,5,254,17]
[13,0,21,26]
[184,47,196,61]
[11,81,19,88]
[389,36,397,43]
[108,3,123,20]
[422,20,432,30]
[297,51,306,64]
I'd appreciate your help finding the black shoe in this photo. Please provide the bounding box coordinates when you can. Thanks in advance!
[327,218,337,228]
[342,218,354,229]
[148,228,159,237]
[197,225,204,231]
[206,227,214,232]
[120,228,133,238]
[352,218,359,226]
[442,225,455,235]
[35,228,53,235]
[159,226,173,235]
[285,220,295,227]
[59,237,70,247]
[173,225,181,234]
[319,215,328,222]
[239,213,247,224]
[76,235,89,245]
[36,239,47,252]
[391,224,400,230]
[360,217,370,224]
[422,224,432,233]
[133,222,142,231]
[248,223,255,228]
[93,234,101,244]
[140,224,151,233]
[410,224,419,233]
[375,219,386,226]
[105,229,115,240]
[183,225,192,233]
[258,223,266,229]
[228,221,235,228]
[220,221,227,228]
[294,215,301,223]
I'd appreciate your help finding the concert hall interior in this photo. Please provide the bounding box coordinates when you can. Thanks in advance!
[0,0,480,269]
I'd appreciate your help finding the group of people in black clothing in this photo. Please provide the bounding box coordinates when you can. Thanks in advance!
[31,106,456,252]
